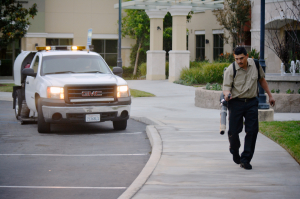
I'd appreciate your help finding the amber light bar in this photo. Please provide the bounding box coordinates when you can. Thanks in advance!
[36,46,86,51]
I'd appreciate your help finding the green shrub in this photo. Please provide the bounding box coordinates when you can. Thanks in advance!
[271,89,275,93]
[249,49,260,59]
[179,62,228,85]
[214,52,235,63]
[180,67,205,84]
[122,66,134,76]
[202,63,228,83]
[298,89,300,94]
[286,89,294,94]
[206,83,211,90]
[211,83,222,91]
[190,61,208,68]
[139,62,147,76]
[276,89,280,94]
[174,79,193,86]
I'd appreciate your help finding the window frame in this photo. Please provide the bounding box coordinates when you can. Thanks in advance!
[213,34,224,60]
[46,38,73,46]
[196,35,205,61]
[92,39,118,67]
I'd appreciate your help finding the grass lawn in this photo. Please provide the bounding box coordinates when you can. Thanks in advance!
[0,83,14,92]
[130,89,155,97]
[259,121,300,164]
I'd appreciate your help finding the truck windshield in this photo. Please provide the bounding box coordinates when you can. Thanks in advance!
[41,55,112,75]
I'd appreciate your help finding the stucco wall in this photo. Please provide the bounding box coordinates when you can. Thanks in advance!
[187,10,233,63]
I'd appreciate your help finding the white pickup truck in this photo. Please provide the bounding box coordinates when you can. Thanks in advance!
[13,46,131,133]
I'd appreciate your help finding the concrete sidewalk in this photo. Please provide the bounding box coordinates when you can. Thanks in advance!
[0,80,299,198]
[124,80,300,199]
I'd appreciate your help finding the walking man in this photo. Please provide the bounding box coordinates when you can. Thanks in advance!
[223,47,275,170]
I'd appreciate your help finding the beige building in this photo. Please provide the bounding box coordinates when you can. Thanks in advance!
[21,0,135,68]
[4,0,295,80]
[1,0,229,79]
[187,10,232,62]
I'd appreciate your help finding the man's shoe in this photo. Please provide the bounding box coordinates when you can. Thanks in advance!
[240,162,252,170]
[233,154,241,164]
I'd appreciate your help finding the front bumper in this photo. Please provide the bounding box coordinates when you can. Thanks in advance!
[41,97,131,123]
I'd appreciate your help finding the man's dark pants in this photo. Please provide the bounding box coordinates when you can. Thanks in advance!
[228,98,259,163]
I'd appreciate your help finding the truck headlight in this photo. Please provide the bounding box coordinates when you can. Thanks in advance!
[117,85,129,98]
[47,87,64,99]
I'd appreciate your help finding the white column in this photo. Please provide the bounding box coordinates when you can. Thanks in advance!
[146,9,168,80]
[168,6,192,82]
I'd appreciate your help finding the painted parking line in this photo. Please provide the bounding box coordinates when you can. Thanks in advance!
[0,154,148,157]
[0,186,126,189]
[101,132,143,135]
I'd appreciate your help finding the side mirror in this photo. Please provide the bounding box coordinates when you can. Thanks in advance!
[113,67,123,77]
[22,68,37,77]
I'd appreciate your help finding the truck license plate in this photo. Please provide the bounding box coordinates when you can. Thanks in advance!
[85,114,100,122]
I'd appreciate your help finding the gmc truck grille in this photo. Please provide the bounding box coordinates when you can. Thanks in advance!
[65,85,117,103]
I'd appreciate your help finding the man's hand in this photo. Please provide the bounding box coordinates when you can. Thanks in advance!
[223,90,232,101]
[269,96,275,107]
[259,78,275,107]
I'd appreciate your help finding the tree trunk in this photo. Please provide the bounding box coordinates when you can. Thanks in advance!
[133,41,142,76]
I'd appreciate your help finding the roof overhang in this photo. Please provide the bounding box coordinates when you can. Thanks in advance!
[114,0,224,12]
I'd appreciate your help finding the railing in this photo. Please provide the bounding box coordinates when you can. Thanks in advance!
[281,61,300,76]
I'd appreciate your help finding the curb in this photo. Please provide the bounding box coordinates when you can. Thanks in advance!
[118,119,163,199]
[0,92,13,102]
[130,116,165,126]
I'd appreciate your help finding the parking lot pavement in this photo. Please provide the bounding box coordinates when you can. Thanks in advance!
[0,100,151,199]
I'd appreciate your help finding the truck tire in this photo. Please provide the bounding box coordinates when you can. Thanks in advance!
[37,98,50,133]
[20,100,30,118]
[113,120,127,130]
[15,89,22,119]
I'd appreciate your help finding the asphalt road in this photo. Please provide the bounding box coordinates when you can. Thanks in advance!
[0,100,150,199]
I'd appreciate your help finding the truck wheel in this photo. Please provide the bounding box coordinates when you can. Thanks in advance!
[37,98,50,133]
[20,100,30,118]
[113,120,127,130]
[15,89,22,119]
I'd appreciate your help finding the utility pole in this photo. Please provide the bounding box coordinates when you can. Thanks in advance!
[258,0,269,109]
[117,0,123,75]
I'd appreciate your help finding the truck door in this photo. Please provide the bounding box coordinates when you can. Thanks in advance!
[25,54,40,112]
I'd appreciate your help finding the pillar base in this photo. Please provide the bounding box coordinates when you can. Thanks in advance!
[146,50,166,80]
[258,108,274,122]
[168,50,190,82]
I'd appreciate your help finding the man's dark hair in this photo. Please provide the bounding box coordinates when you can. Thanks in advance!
[234,47,247,56]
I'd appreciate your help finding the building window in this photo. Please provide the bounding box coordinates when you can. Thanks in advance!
[92,39,118,66]
[213,34,224,60]
[46,38,73,46]
[196,35,205,61]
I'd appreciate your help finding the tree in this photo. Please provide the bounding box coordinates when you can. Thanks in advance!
[163,12,172,57]
[0,0,38,47]
[122,9,150,75]
[214,0,251,46]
